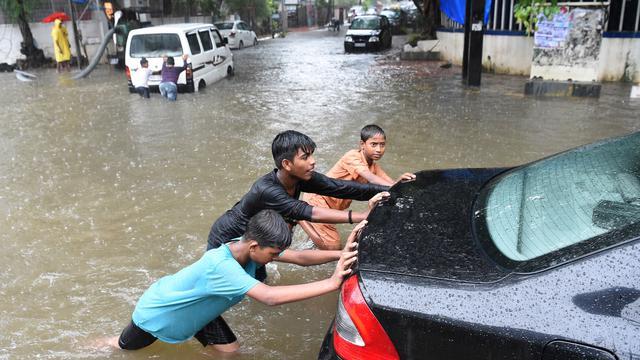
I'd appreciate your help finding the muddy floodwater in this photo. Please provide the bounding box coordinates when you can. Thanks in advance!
[0,29,638,359]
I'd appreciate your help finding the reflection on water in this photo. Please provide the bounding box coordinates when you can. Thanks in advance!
[0,29,638,359]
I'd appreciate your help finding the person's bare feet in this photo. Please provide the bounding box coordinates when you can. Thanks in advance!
[90,336,120,350]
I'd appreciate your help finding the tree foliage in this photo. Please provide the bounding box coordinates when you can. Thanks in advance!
[0,0,47,67]
[514,0,559,35]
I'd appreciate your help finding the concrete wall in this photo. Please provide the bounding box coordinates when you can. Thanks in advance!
[0,16,211,65]
[598,37,640,82]
[0,16,109,65]
[436,29,640,82]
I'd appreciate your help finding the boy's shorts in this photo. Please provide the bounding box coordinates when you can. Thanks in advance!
[194,316,238,346]
[118,316,237,349]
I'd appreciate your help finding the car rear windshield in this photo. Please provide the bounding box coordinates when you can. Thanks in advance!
[351,17,380,29]
[129,34,182,58]
[215,22,234,30]
[475,132,640,263]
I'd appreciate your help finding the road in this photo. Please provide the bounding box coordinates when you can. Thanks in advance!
[0,28,638,359]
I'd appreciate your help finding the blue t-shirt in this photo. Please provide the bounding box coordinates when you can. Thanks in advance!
[132,244,259,343]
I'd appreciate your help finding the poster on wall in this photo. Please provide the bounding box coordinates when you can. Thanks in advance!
[530,8,603,82]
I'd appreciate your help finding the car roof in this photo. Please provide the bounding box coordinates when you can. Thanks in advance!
[129,23,215,35]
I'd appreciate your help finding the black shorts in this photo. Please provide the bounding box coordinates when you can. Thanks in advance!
[118,317,237,349]
[194,316,237,346]
[118,320,157,350]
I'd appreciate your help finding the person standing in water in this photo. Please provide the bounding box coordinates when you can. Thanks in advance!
[51,18,71,73]
[299,124,415,250]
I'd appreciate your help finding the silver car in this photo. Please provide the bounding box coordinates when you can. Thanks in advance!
[214,20,258,49]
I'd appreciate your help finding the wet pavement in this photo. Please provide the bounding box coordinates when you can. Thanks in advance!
[0,27,638,359]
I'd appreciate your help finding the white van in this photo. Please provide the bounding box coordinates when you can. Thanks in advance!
[125,23,234,93]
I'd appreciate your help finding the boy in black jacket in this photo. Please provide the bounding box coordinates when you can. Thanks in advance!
[208,130,389,253]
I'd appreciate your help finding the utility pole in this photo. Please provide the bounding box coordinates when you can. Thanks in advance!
[67,0,82,70]
[462,0,485,86]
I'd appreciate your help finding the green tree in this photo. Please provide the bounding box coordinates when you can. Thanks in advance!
[514,0,559,35]
[0,0,47,67]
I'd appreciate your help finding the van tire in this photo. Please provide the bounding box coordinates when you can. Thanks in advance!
[238,41,244,49]
[253,38,258,46]
[198,80,206,90]
[227,66,234,76]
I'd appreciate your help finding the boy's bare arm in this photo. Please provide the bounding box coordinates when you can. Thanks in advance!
[310,192,389,224]
[276,249,341,266]
[356,168,395,186]
[246,250,357,306]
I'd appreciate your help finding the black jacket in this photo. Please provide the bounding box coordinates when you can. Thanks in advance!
[207,169,389,249]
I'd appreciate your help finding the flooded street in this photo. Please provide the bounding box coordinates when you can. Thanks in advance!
[0,28,638,359]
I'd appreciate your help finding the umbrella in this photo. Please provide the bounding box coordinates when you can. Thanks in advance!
[41,12,70,23]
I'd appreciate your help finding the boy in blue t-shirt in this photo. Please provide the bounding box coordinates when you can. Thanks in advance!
[107,209,362,353]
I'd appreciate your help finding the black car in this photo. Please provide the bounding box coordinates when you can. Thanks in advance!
[319,132,640,359]
[380,10,401,33]
[344,15,392,53]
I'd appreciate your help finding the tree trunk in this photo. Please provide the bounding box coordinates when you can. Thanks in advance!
[15,0,47,68]
[423,0,439,39]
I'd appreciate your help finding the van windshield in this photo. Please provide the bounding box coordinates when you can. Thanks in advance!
[130,34,183,58]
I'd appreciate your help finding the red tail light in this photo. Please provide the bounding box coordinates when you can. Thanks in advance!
[333,276,399,360]
[185,63,193,79]
[125,65,131,80]
[229,31,236,37]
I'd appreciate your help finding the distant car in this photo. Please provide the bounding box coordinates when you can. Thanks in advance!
[400,1,420,29]
[380,9,401,32]
[214,20,258,49]
[344,15,392,53]
[319,131,640,359]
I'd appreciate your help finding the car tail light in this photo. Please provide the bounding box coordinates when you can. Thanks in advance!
[333,276,399,360]
[125,65,131,80]
[185,63,193,79]
[229,31,236,37]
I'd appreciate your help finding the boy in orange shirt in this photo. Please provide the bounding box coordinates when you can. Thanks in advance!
[299,125,415,249]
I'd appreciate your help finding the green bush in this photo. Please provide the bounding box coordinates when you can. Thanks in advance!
[407,33,427,47]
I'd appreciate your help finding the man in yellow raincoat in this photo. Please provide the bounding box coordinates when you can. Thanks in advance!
[51,18,71,72]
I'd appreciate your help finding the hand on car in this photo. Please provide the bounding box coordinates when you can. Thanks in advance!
[396,172,417,183]
[344,220,367,253]
[331,246,358,289]
[182,54,189,61]
[368,191,390,210]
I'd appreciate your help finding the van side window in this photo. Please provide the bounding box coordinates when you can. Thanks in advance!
[212,29,224,48]
[186,33,201,55]
[199,30,213,51]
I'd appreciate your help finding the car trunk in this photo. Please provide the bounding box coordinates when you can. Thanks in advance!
[358,168,511,282]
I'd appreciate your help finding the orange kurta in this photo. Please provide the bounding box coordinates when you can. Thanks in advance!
[300,149,389,249]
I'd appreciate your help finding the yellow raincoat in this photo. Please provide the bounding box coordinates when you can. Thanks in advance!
[51,19,71,63]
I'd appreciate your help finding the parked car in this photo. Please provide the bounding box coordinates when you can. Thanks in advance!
[380,9,401,33]
[319,131,640,359]
[125,23,234,93]
[400,1,420,30]
[214,20,258,49]
[344,15,392,53]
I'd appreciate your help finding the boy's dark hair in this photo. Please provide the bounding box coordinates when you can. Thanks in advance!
[167,57,175,66]
[244,210,292,249]
[271,130,316,169]
[140,57,148,66]
[361,124,386,142]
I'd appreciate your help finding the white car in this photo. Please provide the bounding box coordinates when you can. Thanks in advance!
[214,20,258,49]
[125,24,234,93]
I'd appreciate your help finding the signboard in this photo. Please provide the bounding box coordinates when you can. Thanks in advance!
[530,8,603,82]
